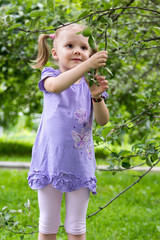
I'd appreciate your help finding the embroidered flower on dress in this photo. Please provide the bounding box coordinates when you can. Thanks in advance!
[72,128,91,149]
[72,109,93,159]
[74,109,88,124]
[87,118,92,129]
[86,145,92,160]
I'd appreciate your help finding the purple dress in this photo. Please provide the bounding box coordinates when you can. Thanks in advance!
[28,67,108,195]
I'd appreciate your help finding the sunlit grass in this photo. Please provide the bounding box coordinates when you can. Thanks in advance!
[0,169,160,239]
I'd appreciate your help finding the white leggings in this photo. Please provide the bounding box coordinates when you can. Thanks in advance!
[38,184,90,235]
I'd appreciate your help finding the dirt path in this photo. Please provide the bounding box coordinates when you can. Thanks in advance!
[0,161,160,172]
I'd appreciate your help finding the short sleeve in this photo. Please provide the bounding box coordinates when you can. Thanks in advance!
[38,67,60,92]
[102,91,109,100]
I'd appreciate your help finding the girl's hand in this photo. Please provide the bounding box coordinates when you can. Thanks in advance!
[87,74,109,98]
[87,51,108,69]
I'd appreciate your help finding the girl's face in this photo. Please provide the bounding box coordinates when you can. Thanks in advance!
[52,29,90,72]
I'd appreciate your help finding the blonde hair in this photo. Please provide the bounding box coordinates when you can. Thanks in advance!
[31,23,95,69]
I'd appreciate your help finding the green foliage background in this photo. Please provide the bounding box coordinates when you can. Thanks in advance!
[0,0,160,168]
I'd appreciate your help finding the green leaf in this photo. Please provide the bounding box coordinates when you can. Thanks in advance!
[76,31,82,35]
[101,126,113,138]
[108,38,119,48]
[30,16,41,28]
[105,18,113,27]
[47,0,55,10]
[99,16,106,23]
[25,20,31,27]
[8,23,22,31]
[108,18,113,27]
[89,15,93,24]
[149,115,154,122]
[0,18,4,30]
[151,153,158,162]
[88,36,96,49]
[132,143,144,151]
[2,206,8,211]
[157,226,160,233]
[93,135,103,143]
[131,48,140,56]
[118,150,131,157]
[106,67,113,76]
[145,138,157,144]
[122,161,131,169]
[110,152,118,158]
[82,27,92,37]
[30,10,46,17]
[113,0,120,6]
[146,157,153,167]
[135,33,141,41]
[89,80,95,87]
[98,42,105,49]
[4,213,11,221]
[103,3,111,9]
[78,10,90,19]
[153,27,160,36]
[140,155,146,160]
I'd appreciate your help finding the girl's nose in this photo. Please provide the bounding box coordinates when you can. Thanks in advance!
[74,47,81,54]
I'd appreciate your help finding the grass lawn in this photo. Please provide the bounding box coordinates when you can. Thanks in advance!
[0,169,160,240]
[0,155,31,162]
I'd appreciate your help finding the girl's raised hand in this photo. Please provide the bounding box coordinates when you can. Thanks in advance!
[88,74,109,98]
[87,51,108,69]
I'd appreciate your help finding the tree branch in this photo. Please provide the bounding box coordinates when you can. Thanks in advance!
[114,100,160,131]
[97,162,146,172]
[0,224,38,235]
[113,0,136,22]
[105,29,107,50]
[117,12,160,18]
[104,6,160,16]
[140,53,159,78]
[14,7,160,33]
[114,21,160,26]
[140,45,160,50]
[87,158,160,219]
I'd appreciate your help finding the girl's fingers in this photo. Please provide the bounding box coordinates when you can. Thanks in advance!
[97,51,108,55]
[97,77,108,84]
[97,76,106,81]
[101,80,108,84]
[99,57,108,62]
[95,76,109,87]
[100,80,109,89]
[96,75,105,80]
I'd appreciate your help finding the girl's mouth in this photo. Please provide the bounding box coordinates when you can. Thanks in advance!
[72,58,82,61]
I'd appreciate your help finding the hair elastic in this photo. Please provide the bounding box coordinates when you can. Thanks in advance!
[49,34,55,40]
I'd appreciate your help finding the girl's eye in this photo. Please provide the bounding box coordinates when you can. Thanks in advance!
[82,46,88,50]
[66,44,73,48]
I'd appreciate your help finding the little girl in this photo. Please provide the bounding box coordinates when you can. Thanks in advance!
[28,23,109,240]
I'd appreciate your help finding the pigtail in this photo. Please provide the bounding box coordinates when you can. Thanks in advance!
[31,34,51,69]
[89,48,97,58]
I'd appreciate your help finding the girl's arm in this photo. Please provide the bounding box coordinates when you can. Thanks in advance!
[92,100,109,126]
[44,51,108,93]
[88,75,109,126]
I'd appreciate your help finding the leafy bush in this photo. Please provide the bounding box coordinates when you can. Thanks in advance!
[0,138,32,156]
